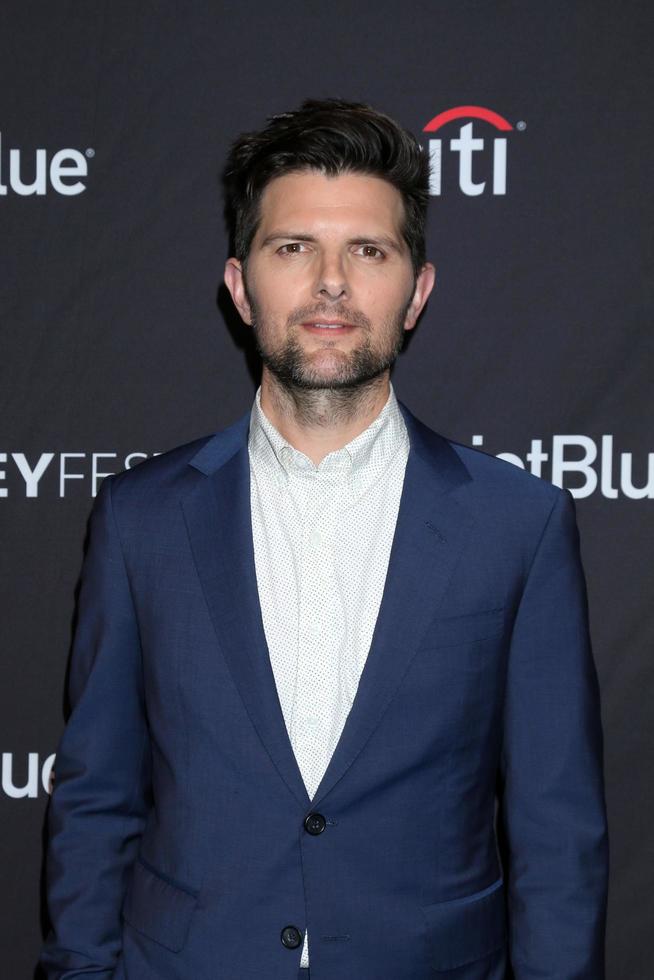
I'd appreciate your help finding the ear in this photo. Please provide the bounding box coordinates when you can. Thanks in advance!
[224,258,253,325]
[403,262,436,332]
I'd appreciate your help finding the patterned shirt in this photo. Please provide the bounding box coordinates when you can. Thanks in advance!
[248,383,409,967]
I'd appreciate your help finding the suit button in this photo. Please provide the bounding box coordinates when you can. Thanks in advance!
[280,925,303,949]
[304,811,326,835]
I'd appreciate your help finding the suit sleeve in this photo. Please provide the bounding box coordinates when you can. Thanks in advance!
[499,488,609,978]
[40,474,151,978]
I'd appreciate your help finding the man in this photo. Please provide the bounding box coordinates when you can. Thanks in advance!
[40,99,609,979]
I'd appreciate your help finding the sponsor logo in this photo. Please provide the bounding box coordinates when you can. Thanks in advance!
[472,434,653,499]
[423,105,519,197]
[0,451,156,498]
[2,752,55,798]
[0,132,93,196]
[1,441,650,500]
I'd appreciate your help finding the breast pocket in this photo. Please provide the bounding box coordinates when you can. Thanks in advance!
[427,606,505,648]
[421,875,507,971]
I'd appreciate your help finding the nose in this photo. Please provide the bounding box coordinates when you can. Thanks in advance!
[314,250,348,301]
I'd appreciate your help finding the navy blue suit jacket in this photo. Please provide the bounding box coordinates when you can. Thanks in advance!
[40,403,609,979]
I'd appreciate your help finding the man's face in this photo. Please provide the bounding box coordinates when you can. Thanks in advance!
[224,170,435,390]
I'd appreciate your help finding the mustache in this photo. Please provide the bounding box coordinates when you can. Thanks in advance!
[286,303,371,330]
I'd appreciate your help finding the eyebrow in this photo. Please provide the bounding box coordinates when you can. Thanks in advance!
[259,232,404,254]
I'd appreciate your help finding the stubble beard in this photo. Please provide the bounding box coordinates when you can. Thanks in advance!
[247,290,412,426]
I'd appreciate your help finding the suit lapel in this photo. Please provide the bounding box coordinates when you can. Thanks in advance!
[181,404,475,812]
[182,415,311,809]
[310,407,476,805]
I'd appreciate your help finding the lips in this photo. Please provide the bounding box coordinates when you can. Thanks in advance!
[301,321,356,332]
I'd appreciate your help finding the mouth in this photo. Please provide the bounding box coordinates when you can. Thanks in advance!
[301,321,356,336]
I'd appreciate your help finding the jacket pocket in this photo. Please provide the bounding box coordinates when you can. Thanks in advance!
[421,875,506,971]
[121,857,198,953]
[426,607,505,648]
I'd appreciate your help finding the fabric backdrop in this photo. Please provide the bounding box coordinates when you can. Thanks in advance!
[1,2,652,976]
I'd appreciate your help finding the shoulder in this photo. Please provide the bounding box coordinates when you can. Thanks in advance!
[450,438,561,506]
[449,436,573,537]
[104,412,250,509]
[401,402,568,532]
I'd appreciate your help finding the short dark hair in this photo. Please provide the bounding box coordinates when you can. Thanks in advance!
[223,98,430,277]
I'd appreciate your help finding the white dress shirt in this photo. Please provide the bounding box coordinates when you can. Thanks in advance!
[248,383,409,968]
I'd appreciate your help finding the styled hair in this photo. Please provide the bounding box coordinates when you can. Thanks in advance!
[223,98,430,276]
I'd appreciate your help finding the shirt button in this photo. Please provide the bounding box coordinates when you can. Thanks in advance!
[308,529,323,549]
[280,925,303,949]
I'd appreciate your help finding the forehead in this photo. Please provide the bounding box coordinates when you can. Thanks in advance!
[255,170,405,236]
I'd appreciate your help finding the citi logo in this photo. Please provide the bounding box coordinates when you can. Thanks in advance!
[423,106,519,197]
[0,132,92,196]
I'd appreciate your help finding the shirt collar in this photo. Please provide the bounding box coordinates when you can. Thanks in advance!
[248,384,408,487]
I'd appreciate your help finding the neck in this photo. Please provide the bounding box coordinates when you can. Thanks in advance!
[259,369,391,465]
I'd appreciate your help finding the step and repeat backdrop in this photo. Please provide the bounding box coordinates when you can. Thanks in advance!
[1,2,652,976]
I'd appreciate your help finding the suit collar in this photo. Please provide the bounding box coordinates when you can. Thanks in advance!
[188,399,471,495]
[188,411,250,476]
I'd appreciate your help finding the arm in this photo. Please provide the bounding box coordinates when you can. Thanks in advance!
[40,475,151,978]
[500,488,609,978]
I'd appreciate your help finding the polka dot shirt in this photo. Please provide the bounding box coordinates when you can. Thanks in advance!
[248,384,409,968]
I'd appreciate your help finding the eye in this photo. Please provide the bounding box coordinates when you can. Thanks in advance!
[277,242,308,255]
[354,244,384,259]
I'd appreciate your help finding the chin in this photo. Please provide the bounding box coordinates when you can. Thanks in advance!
[305,353,357,379]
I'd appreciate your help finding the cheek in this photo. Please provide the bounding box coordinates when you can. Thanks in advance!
[356,284,410,327]
[252,265,312,314]
[350,265,413,308]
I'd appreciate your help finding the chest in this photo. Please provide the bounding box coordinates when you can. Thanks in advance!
[249,455,406,659]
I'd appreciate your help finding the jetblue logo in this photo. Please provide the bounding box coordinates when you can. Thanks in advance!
[472,434,653,499]
[424,106,516,197]
[2,752,55,798]
[0,132,92,196]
